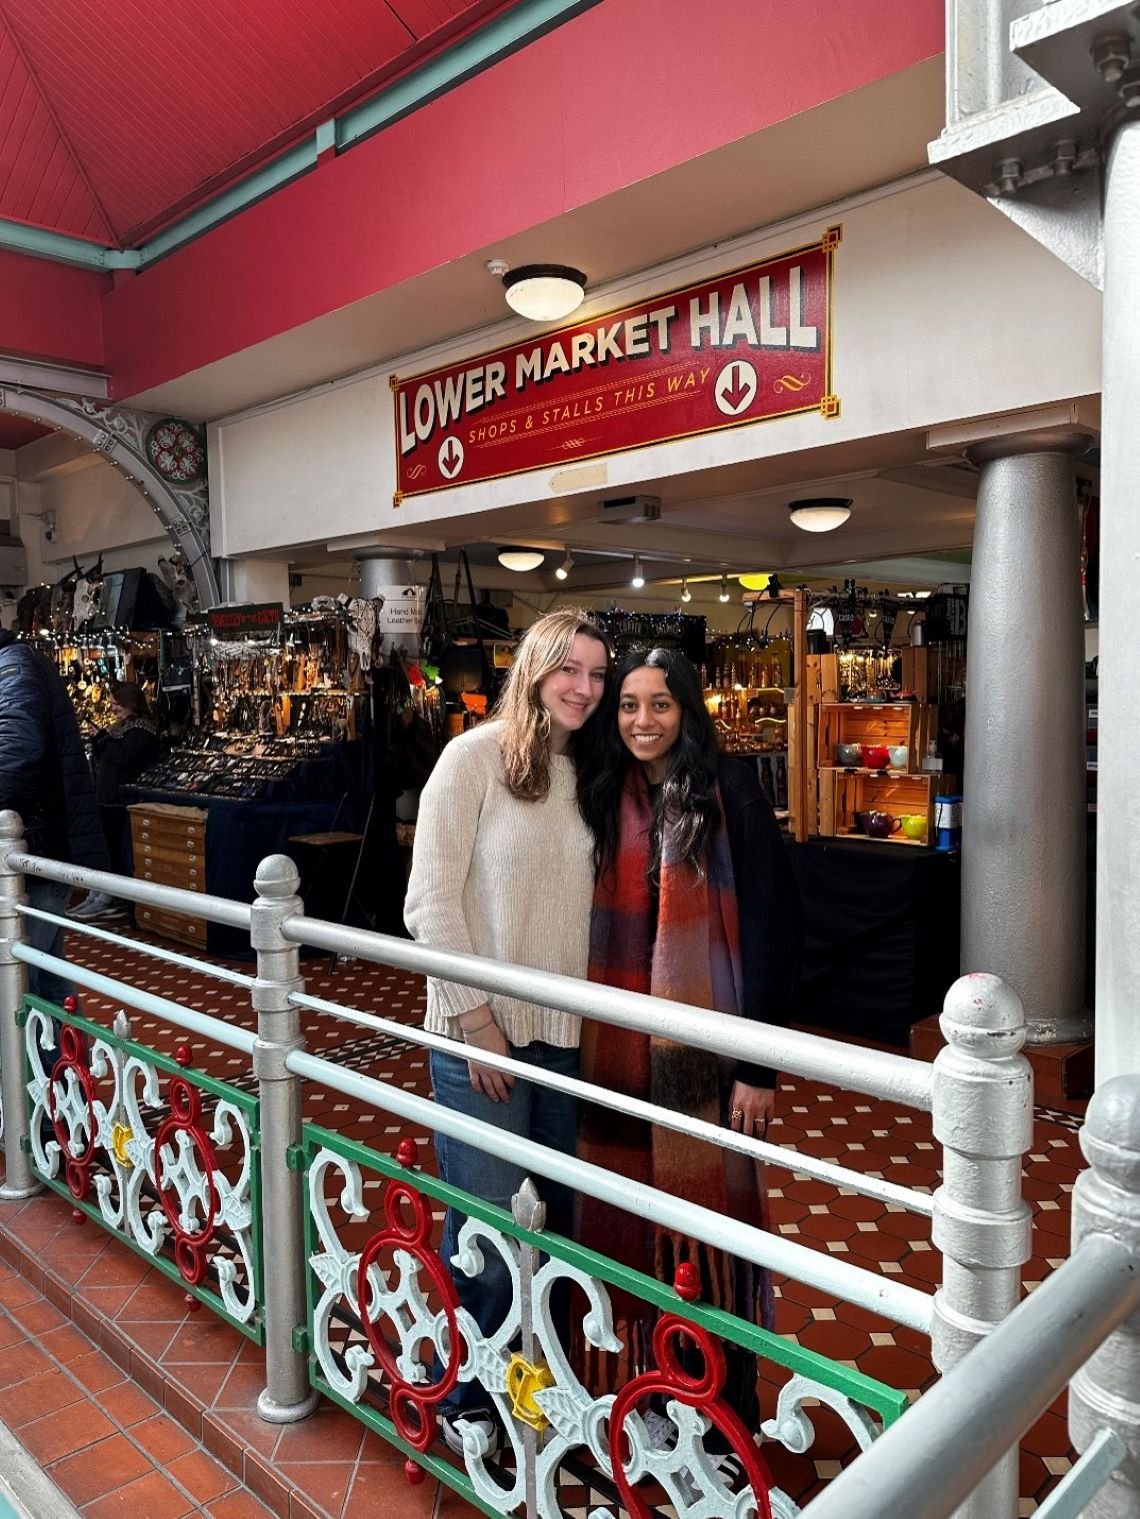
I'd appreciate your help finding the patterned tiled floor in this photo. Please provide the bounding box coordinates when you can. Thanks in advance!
[0,1257,275,1517]
[0,917,1084,1516]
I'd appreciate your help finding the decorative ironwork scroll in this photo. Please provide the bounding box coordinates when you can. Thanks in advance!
[23,995,261,1335]
[302,1122,906,1519]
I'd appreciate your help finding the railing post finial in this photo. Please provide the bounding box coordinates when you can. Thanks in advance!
[931,972,1033,1519]
[1069,1073,1140,1517]
[0,809,39,1201]
[251,851,317,1423]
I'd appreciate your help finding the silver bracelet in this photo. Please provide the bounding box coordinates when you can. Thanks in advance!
[460,1017,495,1039]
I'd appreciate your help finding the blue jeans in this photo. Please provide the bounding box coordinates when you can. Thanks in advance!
[25,878,74,1006]
[430,1040,579,1415]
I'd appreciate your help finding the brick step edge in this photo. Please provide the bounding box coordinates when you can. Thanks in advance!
[0,1197,330,1519]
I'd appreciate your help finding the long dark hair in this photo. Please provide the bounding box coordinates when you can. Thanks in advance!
[578,646,720,879]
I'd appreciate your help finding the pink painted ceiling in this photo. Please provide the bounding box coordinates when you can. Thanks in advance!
[0,0,514,245]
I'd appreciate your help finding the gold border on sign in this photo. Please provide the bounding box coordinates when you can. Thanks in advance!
[394,227,840,499]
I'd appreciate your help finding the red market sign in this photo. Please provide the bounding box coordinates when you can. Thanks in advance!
[392,226,840,502]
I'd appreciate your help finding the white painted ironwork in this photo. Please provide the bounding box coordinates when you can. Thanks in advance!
[289,1047,933,1335]
[13,817,1131,1515]
[23,1002,257,1324]
[308,1150,883,1518]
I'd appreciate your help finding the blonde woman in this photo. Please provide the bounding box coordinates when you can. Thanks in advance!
[404,607,610,1452]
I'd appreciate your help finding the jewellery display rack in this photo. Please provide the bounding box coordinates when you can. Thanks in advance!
[189,608,373,746]
[33,627,194,736]
[133,747,299,801]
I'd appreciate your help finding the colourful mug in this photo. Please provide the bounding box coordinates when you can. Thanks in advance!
[888,745,910,770]
[899,814,927,841]
[836,742,862,766]
[862,810,900,838]
[860,744,890,770]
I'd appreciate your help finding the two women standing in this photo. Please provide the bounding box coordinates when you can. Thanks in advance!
[406,612,801,1447]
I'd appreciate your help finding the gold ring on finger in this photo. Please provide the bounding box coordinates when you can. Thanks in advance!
[730,1107,744,1123]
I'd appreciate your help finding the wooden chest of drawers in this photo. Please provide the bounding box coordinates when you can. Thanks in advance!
[127,803,208,948]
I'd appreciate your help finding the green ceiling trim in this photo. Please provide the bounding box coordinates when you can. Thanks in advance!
[0,218,139,271]
[0,0,598,277]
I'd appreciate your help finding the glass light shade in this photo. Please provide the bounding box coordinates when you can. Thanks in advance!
[497,548,545,572]
[680,580,692,603]
[503,265,587,322]
[631,556,645,588]
[788,497,853,533]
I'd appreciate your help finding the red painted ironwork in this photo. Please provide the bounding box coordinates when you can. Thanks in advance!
[395,1136,418,1167]
[355,1162,463,1453]
[607,1314,776,1519]
[673,1262,701,1302]
[404,1458,426,1485]
[153,1074,219,1288]
[47,1023,97,1202]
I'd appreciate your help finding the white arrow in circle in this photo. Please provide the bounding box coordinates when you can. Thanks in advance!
[438,435,465,480]
[714,360,758,418]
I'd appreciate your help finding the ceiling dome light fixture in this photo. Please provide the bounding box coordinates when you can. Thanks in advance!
[502,264,587,322]
[680,578,692,603]
[497,546,545,572]
[555,550,573,581]
[788,496,853,533]
[631,555,645,589]
[718,573,731,603]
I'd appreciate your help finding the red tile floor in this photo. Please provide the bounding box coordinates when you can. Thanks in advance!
[0,921,1083,1517]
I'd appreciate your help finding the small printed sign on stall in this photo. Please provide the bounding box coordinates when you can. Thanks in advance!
[206,603,284,640]
[392,227,840,502]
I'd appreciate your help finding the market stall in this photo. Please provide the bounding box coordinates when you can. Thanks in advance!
[123,598,439,952]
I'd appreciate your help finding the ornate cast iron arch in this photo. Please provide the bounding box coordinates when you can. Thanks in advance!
[0,385,220,607]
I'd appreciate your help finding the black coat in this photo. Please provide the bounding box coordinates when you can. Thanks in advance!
[0,632,110,869]
[92,719,160,805]
[718,755,804,1089]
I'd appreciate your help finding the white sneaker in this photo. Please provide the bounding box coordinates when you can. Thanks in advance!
[643,1410,677,1451]
[441,1409,499,1457]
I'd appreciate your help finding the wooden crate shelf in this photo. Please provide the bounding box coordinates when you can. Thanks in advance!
[819,770,956,846]
[817,700,937,773]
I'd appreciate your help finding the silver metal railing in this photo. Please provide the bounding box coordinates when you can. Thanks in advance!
[2,812,1133,1516]
[807,1073,1140,1519]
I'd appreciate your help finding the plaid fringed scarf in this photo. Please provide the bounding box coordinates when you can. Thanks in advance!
[576,766,772,1391]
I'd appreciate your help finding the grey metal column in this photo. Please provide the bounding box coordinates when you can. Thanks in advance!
[251,854,319,1422]
[1096,118,1140,1085]
[1069,1073,1140,1517]
[931,972,1033,1519]
[0,811,39,1201]
[356,555,423,659]
[961,431,1091,1045]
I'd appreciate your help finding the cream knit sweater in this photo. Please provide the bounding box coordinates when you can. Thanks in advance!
[404,721,594,1048]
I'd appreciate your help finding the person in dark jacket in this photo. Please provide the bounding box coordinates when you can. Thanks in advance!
[70,681,159,922]
[0,630,110,1003]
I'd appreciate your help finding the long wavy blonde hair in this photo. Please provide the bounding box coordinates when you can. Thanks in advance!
[494,608,611,800]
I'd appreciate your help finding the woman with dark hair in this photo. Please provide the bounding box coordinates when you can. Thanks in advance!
[576,646,802,1429]
[70,681,160,922]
